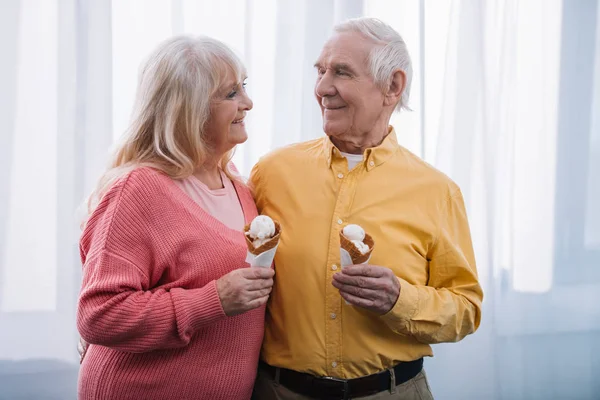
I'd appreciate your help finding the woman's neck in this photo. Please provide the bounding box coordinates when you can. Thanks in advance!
[193,163,223,190]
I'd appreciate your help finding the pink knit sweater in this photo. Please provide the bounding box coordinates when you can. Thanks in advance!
[76,167,263,400]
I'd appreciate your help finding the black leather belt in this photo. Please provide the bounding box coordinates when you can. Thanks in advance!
[259,358,423,400]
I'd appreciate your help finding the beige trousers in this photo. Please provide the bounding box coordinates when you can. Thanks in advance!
[252,367,435,400]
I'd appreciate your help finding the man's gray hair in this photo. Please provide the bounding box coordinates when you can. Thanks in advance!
[334,17,413,112]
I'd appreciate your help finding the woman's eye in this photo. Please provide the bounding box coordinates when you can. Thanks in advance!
[228,81,247,98]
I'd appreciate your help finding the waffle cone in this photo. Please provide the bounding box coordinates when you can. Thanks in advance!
[244,220,282,255]
[339,231,375,264]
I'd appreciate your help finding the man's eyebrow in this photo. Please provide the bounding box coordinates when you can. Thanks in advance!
[333,63,355,73]
[313,62,356,73]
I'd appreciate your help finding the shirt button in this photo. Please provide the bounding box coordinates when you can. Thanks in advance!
[337,219,343,225]
[332,361,338,368]
[369,161,375,167]
[330,313,337,319]
[337,173,344,179]
[332,264,338,271]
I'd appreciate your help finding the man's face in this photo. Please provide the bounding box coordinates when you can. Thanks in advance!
[314,32,385,141]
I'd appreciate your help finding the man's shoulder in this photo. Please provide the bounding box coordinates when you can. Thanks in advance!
[396,146,461,196]
[256,137,326,169]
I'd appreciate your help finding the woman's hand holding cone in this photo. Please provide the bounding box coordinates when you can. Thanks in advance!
[216,267,275,316]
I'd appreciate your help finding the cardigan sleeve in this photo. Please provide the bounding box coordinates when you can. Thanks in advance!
[77,169,227,353]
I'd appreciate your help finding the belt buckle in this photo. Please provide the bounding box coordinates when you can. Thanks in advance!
[322,376,349,400]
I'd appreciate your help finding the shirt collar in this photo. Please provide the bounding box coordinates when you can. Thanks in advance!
[323,126,399,171]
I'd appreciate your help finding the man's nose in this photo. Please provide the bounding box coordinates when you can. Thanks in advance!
[315,71,337,98]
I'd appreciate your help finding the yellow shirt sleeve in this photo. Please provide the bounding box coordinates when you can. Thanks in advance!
[381,189,483,343]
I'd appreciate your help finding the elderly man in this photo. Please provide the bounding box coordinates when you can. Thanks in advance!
[250,17,483,400]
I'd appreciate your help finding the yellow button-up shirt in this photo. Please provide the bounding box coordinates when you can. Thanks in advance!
[249,127,483,379]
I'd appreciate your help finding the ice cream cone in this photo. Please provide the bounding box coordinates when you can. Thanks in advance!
[244,220,281,267]
[339,230,374,265]
[244,220,281,254]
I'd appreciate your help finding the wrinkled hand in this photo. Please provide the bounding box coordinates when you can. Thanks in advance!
[332,264,400,314]
[216,267,275,316]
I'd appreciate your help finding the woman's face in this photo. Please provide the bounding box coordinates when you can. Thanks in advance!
[205,72,253,156]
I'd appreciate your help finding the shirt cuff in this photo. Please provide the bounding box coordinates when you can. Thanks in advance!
[380,276,419,333]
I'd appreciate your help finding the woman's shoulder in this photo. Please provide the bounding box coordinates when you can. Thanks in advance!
[117,165,170,191]
[102,166,175,205]
[88,166,175,228]
[225,162,247,185]
[225,162,251,192]
[80,167,176,260]
[225,162,256,207]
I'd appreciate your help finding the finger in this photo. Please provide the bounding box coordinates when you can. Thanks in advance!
[342,264,389,278]
[339,290,374,309]
[244,267,275,279]
[255,287,272,297]
[247,278,274,291]
[246,294,270,310]
[245,286,272,300]
[332,280,379,299]
[341,265,386,278]
[333,273,384,290]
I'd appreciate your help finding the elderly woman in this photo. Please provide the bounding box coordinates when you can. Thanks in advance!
[76,36,273,400]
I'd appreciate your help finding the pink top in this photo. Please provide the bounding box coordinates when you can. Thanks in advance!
[174,169,245,232]
[77,166,263,400]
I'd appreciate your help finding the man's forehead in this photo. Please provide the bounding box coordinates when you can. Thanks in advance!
[316,32,372,67]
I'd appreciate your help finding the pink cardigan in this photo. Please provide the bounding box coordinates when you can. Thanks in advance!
[77,167,263,400]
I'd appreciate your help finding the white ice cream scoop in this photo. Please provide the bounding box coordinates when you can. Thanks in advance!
[246,215,276,240]
[342,224,365,242]
[252,238,270,247]
[351,239,370,255]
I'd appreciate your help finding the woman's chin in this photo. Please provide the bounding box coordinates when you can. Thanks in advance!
[226,133,249,149]
[234,132,249,144]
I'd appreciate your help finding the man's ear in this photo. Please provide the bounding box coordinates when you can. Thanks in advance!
[384,69,406,107]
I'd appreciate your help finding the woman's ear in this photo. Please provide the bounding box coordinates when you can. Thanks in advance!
[384,69,406,107]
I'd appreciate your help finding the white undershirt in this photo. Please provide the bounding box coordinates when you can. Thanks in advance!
[340,152,364,170]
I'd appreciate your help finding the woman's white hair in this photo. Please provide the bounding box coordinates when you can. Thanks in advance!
[84,35,246,222]
[334,17,413,112]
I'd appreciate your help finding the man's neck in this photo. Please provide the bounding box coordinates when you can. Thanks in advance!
[330,125,390,154]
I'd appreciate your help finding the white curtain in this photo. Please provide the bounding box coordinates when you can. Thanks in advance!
[0,0,598,399]
[425,0,600,399]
